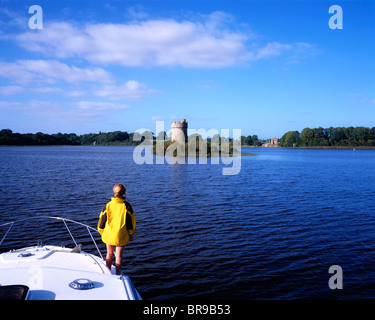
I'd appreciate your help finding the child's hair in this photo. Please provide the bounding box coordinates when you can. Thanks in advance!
[113,184,126,197]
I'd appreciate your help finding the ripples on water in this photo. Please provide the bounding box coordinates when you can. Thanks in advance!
[0,146,375,299]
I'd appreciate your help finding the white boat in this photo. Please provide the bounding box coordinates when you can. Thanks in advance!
[0,216,142,300]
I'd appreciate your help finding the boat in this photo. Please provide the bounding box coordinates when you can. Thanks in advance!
[0,216,142,300]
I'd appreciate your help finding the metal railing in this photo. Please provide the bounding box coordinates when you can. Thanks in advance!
[0,216,104,260]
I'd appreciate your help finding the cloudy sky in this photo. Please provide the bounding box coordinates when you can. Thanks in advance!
[0,0,374,138]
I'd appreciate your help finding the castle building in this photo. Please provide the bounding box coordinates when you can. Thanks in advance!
[263,137,279,147]
[171,119,188,143]
[269,137,279,145]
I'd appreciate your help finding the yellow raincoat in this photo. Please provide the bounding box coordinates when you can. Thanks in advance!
[98,197,136,246]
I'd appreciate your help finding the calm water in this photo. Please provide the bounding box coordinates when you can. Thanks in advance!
[0,146,375,299]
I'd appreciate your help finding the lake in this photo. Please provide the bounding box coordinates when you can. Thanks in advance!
[0,146,374,299]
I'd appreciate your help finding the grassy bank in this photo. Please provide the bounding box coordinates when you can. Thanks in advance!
[153,141,259,157]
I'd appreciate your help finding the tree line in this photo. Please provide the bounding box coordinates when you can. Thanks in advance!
[240,135,262,146]
[0,129,141,146]
[2,126,374,148]
[0,129,243,146]
[280,126,375,147]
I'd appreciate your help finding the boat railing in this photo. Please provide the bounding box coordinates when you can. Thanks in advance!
[0,216,104,260]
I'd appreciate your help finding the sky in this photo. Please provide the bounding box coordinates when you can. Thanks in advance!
[0,0,374,139]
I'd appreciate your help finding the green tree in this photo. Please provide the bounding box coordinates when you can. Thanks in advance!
[280,131,301,147]
[291,126,375,147]
[301,127,313,146]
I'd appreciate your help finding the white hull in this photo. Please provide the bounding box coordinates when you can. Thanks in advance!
[0,217,142,300]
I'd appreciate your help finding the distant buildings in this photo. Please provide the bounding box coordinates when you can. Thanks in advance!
[263,137,279,147]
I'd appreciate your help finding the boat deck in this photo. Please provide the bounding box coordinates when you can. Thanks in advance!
[0,246,139,300]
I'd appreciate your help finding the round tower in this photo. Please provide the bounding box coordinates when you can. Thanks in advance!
[171,119,188,143]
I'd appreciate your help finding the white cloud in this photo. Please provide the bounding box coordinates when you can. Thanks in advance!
[0,60,115,85]
[32,87,64,95]
[0,8,25,29]
[246,41,315,64]
[251,42,292,60]
[348,93,374,104]
[15,17,247,67]
[0,101,24,110]
[13,13,313,68]
[0,85,25,95]
[20,60,116,84]
[74,101,130,111]
[94,80,159,100]
[0,99,131,124]
[0,61,36,84]
[151,115,177,121]
[151,116,163,121]
[15,22,89,58]
[0,60,157,100]
[126,5,149,20]
[0,85,89,97]
[4,10,316,70]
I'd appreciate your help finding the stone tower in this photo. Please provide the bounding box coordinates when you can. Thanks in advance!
[171,119,188,143]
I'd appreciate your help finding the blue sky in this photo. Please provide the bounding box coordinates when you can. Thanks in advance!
[0,0,374,139]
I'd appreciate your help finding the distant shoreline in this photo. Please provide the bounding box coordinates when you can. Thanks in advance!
[242,145,375,150]
[294,146,375,150]
[2,127,375,149]
[1,144,375,150]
